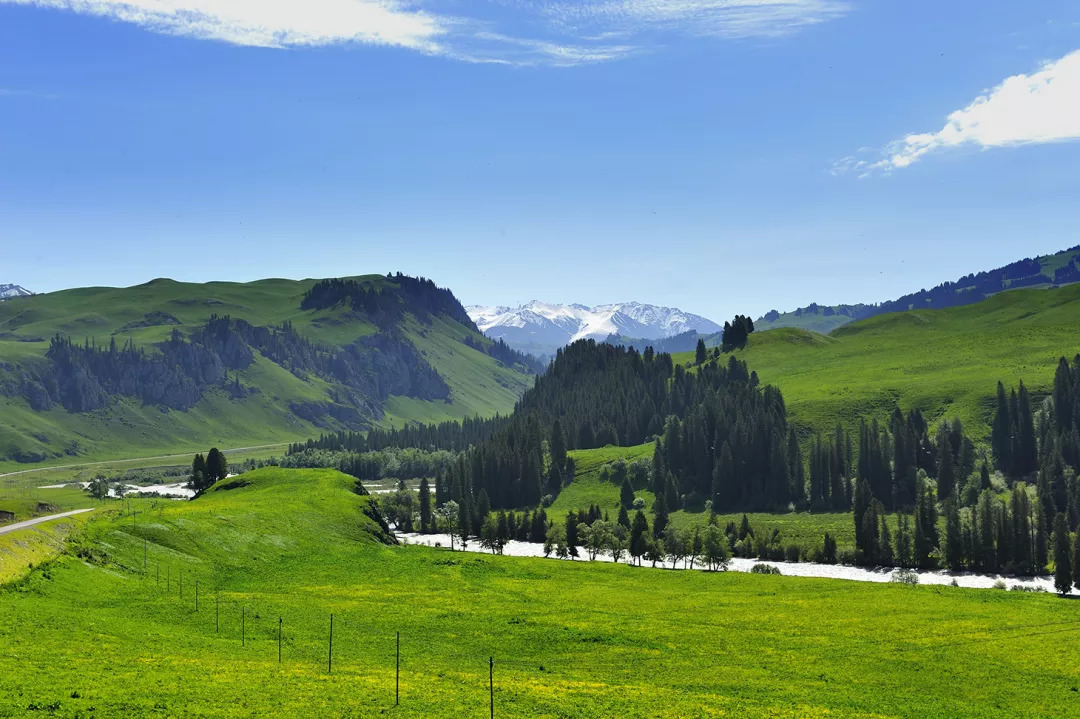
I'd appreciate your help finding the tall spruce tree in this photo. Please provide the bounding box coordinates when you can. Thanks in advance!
[419,478,432,533]
[1053,512,1072,595]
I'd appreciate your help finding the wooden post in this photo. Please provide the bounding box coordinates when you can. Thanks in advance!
[395,631,400,705]
[328,614,334,673]
[489,657,494,719]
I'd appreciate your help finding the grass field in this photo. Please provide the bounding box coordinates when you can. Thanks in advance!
[1,467,1078,717]
[676,284,1080,440]
[0,276,531,470]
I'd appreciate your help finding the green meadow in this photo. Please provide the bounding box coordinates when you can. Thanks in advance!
[2,467,1078,718]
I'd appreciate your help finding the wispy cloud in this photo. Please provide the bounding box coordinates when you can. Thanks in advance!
[0,87,58,99]
[3,0,848,65]
[543,0,850,40]
[839,49,1080,176]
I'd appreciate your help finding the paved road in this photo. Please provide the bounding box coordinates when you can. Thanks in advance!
[0,508,95,536]
[0,443,289,480]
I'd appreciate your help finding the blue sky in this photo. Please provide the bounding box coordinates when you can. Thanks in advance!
[2,1,1079,322]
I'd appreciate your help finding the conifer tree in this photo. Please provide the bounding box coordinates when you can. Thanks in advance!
[652,492,669,538]
[1053,512,1072,595]
[419,478,432,533]
[630,511,650,566]
[944,497,964,572]
[695,338,707,365]
[620,477,635,510]
[550,419,567,470]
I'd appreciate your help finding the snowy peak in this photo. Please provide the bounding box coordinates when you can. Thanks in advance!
[466,301,720,357]
[0,284,33,300]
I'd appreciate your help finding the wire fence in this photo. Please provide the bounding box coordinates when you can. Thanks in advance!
[104,505,1080,714]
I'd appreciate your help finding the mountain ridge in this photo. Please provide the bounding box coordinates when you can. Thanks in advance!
[757,245,1080,333]
[467,300,721,357]
[0,284,33,300]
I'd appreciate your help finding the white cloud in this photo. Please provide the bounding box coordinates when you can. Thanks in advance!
[6,0,446,50]
[856,49,1080,174]
[3,0,848,65]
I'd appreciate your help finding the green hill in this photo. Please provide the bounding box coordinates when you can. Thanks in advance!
[0,275,534,471]
[756,244,1080,333]
[1,467,1077,717]
[681,284,1080,439]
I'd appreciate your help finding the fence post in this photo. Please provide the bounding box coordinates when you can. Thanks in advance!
[396,631,400,705]
[489,656,494,719]
[328,614,334,673]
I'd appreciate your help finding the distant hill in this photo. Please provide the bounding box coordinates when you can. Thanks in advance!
[467,300,721,357]
[0,274,535,468]
[679,283,1080,440]
[0,284,33,300]
[756,245,1080,332]
[603,329,721,355]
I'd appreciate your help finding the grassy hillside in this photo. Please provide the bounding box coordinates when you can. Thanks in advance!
[678,284,1080,439]
[0,467,1078,717]
[0,276,532,471]
[757,244,1080,332]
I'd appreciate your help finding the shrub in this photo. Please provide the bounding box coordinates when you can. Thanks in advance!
[784,544,801,562]
[891,568,919,585]
[1009,584,1047,593]
[751,564,781,575]
[992,579,1007,590]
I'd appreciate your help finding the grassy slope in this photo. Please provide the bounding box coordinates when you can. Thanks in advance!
[550,443,655,515]
[756,244,1080,333]
[0,277,530,471]
[677,284,1080,439]
[554,445,859,550]
[1,468,1079,717]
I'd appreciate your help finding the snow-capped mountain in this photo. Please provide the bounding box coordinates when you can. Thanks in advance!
[0,284,33,300]
[467,301,721,357]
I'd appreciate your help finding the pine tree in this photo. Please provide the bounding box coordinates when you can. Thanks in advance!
[620,477,635,509]
[992,381,1013,475]
[565,511,579,559]
[205,448,227,485]
[935,431,956,500]
[1053,512,1072,595]
[695,338,707,366]
[630,511,650,566]
[1073,530,1080,593]
[944,497,964,572]
[550,419,567,470]
[653,492,669,538]
[419,478,432,533]
[190,453,207,491]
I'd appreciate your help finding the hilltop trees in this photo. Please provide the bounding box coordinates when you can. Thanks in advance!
[190,449,227,492]
[721,315,754,352]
